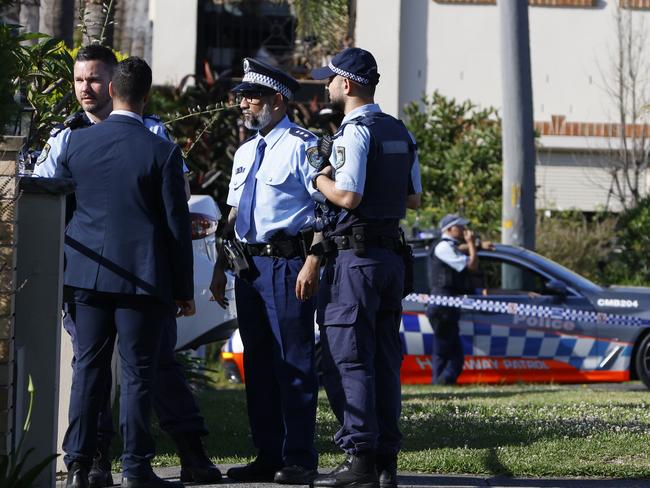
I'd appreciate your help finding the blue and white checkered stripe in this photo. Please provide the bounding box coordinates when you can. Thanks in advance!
[404,293,650,328]
[328,62,371,85]
[399,314,632,371]
[242,71,293,98]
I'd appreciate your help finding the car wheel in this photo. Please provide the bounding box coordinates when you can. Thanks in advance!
[634,333,650,389]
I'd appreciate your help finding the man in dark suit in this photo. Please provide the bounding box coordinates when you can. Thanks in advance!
[57,57,194,488]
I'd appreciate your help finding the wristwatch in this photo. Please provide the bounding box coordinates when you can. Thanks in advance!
[311,172,325,191]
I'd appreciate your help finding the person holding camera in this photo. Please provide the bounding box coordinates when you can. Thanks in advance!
[428,214,492,385]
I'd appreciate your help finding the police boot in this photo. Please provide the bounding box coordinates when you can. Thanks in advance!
[66,461,90,488]
[376,454,398,488]
[312,453,379,488]
[88,440,114,488]
[172,433,222,483]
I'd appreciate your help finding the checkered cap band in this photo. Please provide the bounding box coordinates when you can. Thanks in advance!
[328,61,371,85]
[242,71,292,98]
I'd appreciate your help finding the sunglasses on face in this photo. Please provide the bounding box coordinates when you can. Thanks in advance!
[236,91,274,105]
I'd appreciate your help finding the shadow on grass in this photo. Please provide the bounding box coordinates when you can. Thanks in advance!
[401,386,567,402]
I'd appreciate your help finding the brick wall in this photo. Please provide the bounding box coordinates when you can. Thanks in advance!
[0,136,19,455]
[535,114,650,137]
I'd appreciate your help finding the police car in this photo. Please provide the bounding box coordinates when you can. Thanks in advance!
[221,241,650,388]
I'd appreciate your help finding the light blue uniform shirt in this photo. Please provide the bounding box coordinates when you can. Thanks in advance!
[330,103,422,195]
[228,116,321,243]
[435,237,468,273]
[34,112,188,177]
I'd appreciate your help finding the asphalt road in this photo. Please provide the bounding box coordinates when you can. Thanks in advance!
[56,465,650,488]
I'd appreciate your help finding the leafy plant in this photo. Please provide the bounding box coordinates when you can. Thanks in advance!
[402,91,503,238]
[0,376,58,488]
[535,211,618,283]
[11,34,77,149]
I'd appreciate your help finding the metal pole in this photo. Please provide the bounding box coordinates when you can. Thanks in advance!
[499,0,536,251]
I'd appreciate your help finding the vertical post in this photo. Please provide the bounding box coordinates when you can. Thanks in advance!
[13,176,74,487]
[499,0,536,251]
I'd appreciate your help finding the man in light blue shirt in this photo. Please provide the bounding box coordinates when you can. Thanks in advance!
[210,57,321,485]
[310,47,422,488]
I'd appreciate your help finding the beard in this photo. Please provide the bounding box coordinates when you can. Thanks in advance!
[243,103,273,131]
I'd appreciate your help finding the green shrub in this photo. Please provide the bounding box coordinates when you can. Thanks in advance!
[402,91,503,238]
[535,212,618,284]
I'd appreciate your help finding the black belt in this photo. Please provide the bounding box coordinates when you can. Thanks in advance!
[245,238,301,259]
[331,234,402,251]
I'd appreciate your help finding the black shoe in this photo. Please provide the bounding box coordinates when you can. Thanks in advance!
[172,433,222,483]
[312,454,379,488]
[88,441,114,488]
[274,465,318,485]
[227,457,283,482]
[66,462,89,488]
[376,454,397,488]
[120,474,183,488]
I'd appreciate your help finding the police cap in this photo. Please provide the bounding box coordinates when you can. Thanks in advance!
[439,214,470,232]
[232,58,299,100]
[310,47,380,86]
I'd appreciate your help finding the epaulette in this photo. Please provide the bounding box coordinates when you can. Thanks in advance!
[239,134,258,148]
[143,114,162,122]
[289,126,316,142]
[64,111,92,130]
[50,111,92,137]
[49,122,67,138]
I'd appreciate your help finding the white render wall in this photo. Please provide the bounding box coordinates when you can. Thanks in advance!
[357,0,650,123]
[150,0,198,86]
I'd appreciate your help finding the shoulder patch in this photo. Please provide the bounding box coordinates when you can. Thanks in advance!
[334,146,346,169]
[306,146,324,169]
[289,126,316,142]
[36,144,50,166]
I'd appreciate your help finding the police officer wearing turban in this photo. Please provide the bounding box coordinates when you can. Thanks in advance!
[310,48,422,488]
[210,58,322,485]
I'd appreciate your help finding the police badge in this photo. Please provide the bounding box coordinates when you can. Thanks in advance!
[306,146,324,169]
[36,143,50,166]
[334,146,346,168]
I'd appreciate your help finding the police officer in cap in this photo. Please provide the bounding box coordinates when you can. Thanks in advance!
[310,48,422,488]
[210,57,322,485]
[428,215,494,385]
[37,44,220,486]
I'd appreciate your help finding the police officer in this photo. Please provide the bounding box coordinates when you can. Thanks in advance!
[310,48,422,488]
[37,45,220,486]
[428,214,477,385]
[210,58,321,485]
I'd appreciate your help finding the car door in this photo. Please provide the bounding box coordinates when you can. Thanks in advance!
[459,256,600,384]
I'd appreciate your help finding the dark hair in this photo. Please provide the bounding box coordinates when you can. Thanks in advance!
[111,57,152,105]
[354,81,376,98]
[75,44,117,70]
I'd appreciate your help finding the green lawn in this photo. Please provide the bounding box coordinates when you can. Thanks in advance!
[140,381,650,478]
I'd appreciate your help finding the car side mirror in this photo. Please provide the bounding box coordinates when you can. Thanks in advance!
[545,279,568,296]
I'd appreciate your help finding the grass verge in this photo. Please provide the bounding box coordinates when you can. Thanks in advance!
[139,379,650,478]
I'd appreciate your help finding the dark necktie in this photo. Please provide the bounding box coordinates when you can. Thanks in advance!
[235,138,267,239]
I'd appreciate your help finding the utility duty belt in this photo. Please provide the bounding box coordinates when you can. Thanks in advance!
[331,234,401,252]
[245,238,302,259]
[223,229,314,278]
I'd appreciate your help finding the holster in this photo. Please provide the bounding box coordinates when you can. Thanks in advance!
[399,228,414,297]
[222,239,252,277]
